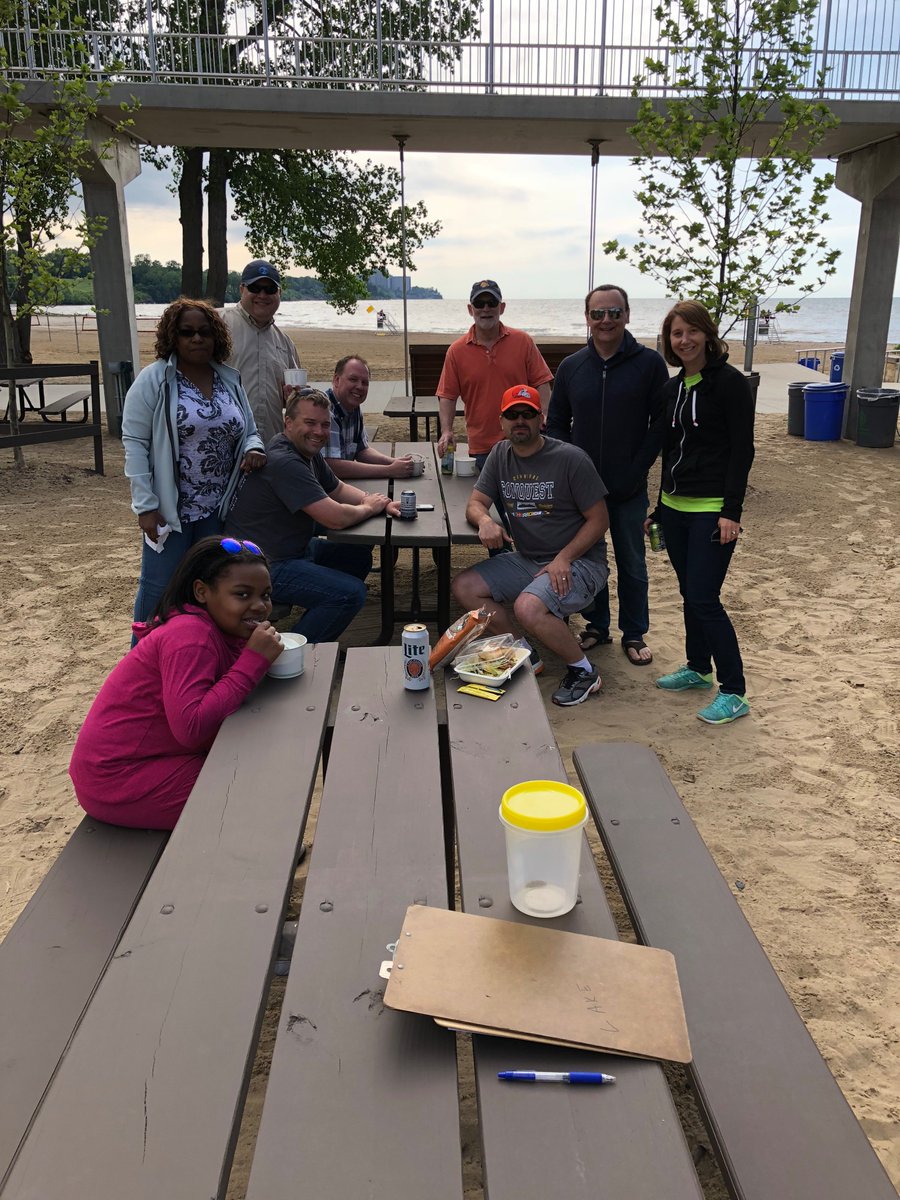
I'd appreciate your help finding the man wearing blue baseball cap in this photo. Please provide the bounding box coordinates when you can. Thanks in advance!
[223,260,302,446]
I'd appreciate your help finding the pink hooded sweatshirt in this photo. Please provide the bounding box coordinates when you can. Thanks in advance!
[69,605,270,830]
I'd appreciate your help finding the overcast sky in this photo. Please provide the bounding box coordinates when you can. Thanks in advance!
[119,148,894,300]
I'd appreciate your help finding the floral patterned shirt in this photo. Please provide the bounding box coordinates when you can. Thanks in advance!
[176,371,244,522]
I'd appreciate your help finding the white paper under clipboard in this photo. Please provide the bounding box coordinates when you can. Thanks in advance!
[381,904,691,1064]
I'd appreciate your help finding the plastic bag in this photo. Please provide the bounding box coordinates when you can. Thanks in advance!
[429,606,492,670]
[454,635,530,678]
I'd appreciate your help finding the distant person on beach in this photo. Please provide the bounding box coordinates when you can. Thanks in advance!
[69,538,283,830]
[225,387,401,641]
[222,260,302,446]
[323,354,417,480]
[435,279,553,470]
[546,285,669,666]
[122,299,267,626]
[451,385,609,707]
[650,300,755,725]
[376,309,386,329]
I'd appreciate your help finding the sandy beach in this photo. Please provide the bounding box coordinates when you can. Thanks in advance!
[1,324,897,1197]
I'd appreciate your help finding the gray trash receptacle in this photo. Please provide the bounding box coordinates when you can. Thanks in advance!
[787,382,807,436]
[855,389,899,449]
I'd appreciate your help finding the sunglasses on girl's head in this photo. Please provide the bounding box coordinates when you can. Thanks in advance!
[220,537,263,556]
[471,298,499,309]
[246,282,279,295]
[588,307,624,321]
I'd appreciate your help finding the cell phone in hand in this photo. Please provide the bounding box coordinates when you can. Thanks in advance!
[416,503,435,511]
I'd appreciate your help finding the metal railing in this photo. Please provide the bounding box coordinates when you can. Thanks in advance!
[3,0,899,99]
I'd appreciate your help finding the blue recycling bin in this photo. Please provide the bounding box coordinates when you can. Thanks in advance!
[798,355,821,371]
[829,351,844,383]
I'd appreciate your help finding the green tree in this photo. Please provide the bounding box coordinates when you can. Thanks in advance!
[603,0,840,331]
[131,0,478,305]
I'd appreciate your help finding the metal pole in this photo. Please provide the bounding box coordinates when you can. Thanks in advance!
[744,299,758,372]
[486,0,494,94]
[587,140,602,295]
[375,0,384,83]
[393,134,410,396]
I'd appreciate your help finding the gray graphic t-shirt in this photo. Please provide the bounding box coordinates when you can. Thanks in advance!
[476,437,608,566]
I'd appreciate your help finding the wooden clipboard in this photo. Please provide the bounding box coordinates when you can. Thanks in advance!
[383,905,691,1064]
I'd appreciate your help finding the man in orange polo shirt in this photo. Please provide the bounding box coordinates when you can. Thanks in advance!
[435,280,553,471]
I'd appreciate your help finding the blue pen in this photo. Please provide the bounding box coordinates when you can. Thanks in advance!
[498,1070,616,1085]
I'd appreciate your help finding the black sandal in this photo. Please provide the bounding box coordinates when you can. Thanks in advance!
[622,637,653,666]
[578,625,613,652]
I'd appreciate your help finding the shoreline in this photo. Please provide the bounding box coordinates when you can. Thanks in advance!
[19,326,842,384]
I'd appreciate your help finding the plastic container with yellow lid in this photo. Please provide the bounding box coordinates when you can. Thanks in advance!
[499,781,588,917]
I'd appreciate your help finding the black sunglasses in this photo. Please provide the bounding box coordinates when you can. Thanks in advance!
[176,326,214,338]
[502,408,540,420]
[471,298,499,309]
[588,307,624,321]
[246,282,279,295]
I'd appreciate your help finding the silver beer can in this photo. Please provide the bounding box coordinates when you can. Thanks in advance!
[399,489,417,521]
[402,623,430,690]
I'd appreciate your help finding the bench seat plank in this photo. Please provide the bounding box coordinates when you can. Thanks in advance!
[38,390,90,422]
[573,741,896,1200]
[0,820,167,1186]
[2,646,338,1200]
[246,646,462,1200]
[446,676,703,1200]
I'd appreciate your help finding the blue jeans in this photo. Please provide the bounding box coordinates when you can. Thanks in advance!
[133,512,224,625]
[659,506,745,695]
[269,537,369,643]
[474,450,511,557]
[580,487,649,641]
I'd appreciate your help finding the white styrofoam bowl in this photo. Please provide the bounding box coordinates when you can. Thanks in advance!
[267,632,307,678]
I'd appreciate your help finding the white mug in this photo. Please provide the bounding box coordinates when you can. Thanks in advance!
[410,454,426,477]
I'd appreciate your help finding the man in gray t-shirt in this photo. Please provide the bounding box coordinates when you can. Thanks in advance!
[451,385,610,707]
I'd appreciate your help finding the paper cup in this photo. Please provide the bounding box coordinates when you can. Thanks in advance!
[284,368,308,388]
[410,453,426,477]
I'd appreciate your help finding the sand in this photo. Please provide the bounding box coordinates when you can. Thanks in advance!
[1,326,898,1196]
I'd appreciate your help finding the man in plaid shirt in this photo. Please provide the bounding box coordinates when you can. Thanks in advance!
[323,355,417,480]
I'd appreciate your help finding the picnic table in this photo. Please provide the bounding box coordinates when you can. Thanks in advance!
[2,653,893,1198]
[331,440,476,642]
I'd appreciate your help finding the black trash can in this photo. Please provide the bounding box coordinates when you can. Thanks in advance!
[744,371,760,411]
[855,388,899,449]
[787,381,807,436]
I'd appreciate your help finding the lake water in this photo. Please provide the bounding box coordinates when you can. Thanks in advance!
[49,295,900,344]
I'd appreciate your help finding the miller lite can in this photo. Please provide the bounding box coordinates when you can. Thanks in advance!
[402,623,430,690]
[399,489,417,521]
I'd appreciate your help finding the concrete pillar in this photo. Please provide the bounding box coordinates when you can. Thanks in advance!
[835,137,900,439]
[79,125,142,437]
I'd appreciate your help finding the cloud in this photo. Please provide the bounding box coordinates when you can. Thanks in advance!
[80,149,892,300]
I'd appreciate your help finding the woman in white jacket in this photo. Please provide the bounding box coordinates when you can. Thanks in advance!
[122,298,266,623]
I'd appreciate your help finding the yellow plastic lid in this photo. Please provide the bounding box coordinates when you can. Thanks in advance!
[500,780,587,832]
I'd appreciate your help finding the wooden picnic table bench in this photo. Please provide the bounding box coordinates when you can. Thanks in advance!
[0,364,104,474]
[0,644,338,1198]
[38,388,91,422]
[573,741,896,1200]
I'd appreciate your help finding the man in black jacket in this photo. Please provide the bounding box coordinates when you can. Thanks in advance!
[546,285,668,665]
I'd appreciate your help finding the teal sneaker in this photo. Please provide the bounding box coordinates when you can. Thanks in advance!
[697,692,750,725]
[656,665,714,692]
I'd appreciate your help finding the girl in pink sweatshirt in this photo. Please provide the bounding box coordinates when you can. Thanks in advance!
[69,537,284,830]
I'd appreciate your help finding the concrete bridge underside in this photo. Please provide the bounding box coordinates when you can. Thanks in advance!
[26,82,895,436]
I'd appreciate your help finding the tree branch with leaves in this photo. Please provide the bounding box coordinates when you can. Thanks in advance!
[603,0,840,332]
